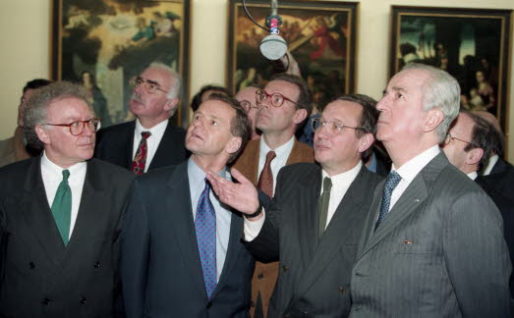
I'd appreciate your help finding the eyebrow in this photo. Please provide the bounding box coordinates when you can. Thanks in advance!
[139,76,162,87]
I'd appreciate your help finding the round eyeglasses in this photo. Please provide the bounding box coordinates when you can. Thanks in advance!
[239,100,259,112]
[312,118,363,134]
[444,133,472,145]
[43,118,101,136]
[255,89,299,108]
[130,76,168,94]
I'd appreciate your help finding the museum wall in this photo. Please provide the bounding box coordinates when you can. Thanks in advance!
[0,0,513,160]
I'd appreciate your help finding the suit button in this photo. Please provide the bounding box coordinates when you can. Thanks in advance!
[206,301,212,308]
[257,272,264,279]
[80,296,87,304]
[339,286,345,294]
[355,271,363,277]
[282,265,288,272]
[42,298,51,305]
[93,261,101,269]
[29,262,35,269]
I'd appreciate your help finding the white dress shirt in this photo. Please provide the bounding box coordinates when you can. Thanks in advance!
[258,136,295,195]
[388,145,440,212]
[41,152,87,239]
[245,161,363,241]
[132,119,168,173]
[467,171,478,180]
[482,154,499,176]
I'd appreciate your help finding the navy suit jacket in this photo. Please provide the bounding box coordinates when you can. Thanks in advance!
[120,161,254,318]
[95,119,187,171]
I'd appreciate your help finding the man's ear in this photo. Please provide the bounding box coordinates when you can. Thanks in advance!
[225,136,242,155]
[424,108,444,133]
[293,108,308,125]
[358,133,375,153]
[466,147,484,166]
[164,98,179,115]
[35,124,50,145]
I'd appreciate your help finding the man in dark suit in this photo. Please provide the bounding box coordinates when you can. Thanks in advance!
[208,94,383,317]
[120,95,254,317]
[233,74,314,317]
[443,110,514,308]
[350,64,511,317]
[95,62,187,174]
[0,82,134,317]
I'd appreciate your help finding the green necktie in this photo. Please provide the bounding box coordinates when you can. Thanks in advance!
[318,177,332,237]
[51,169,71,245]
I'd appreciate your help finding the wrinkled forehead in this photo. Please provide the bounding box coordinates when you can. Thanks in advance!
[322,100,362,124]
[235,87,258,101]
[140,67,172,89]
[46,97,94,120]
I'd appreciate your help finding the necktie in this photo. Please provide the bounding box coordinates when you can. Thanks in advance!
[131,131,151,175]
[318,177,332,237]
[375,171,402,229]
[257,151,276,197]
[195,180,217,298]
[51,169,72,245]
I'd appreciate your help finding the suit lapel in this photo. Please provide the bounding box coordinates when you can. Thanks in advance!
[21,158,66,264]
[286,139,313,165]
[65,160,109,256]
[123,121,136,169]
[297,167,370,294]
[358,153,447,257]
[149,119,171,170]
[166,163,206,296]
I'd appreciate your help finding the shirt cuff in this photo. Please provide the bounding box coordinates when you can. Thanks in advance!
[243,209,266,242]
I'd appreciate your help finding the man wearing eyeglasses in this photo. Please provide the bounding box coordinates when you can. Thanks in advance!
[0,82,134,317]
[232,73,314,317]
[235,86,261,141]
[95,62,187,175]
[442,110,514,311]
[207,94,383,317]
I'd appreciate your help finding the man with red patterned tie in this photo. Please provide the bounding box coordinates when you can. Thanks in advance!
[95,62,187,174]
[233,73,314,318]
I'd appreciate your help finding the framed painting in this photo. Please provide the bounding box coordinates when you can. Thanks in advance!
[227,0,358,111]
[390,6,512,132]
[52,0,191,127]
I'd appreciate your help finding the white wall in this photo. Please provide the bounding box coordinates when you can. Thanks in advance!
[1,0,513,161]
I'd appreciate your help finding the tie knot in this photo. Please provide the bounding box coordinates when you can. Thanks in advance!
[322,177,332,192]
[265,151,276,163]
[62,169,70,181]
[141,131,151,139]
[385,171,401,190]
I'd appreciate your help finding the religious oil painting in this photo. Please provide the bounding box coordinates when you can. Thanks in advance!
[390,6,512,132]
[228,0,357,112]
[52,0,191,127]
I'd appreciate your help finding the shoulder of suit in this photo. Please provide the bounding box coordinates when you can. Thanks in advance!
[135,162,184,185]
[0,157,35,176]
[280,162,319,178]
[96,120,135,138]
[88,158,134,180]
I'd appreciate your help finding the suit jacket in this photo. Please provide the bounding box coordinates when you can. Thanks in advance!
[0,157,134,318]
[479,157,514,203]
[234,138,314,184]
[247,163,382,317]
[120,161,255,318]
[350,153,511,317]
[95,119,187,171]
[0,127,39,168]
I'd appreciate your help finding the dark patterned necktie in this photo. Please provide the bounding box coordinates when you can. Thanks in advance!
[318,177,332,237]
[257,151,276,197]
[195,180,217,298]
[375,171,401,229]
[51,169,71,245]
[131,131,151,175]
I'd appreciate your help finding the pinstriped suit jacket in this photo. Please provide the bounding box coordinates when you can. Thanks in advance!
[350,153,511,317]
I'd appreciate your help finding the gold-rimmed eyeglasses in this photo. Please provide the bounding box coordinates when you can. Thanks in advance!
[130,76,168,94]
[312,118,363,134]
[444,133,472,145]
[43,118,101,136]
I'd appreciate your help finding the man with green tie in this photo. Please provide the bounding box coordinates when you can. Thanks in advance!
[0,81,134,317]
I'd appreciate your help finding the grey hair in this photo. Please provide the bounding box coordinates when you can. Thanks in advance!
[148,62,182,99]
[24,81,93,150]
[402,63,460,142]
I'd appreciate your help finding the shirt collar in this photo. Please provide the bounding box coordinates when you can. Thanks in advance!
[392,145,440,183]
[187,158,229,189]
[321,160,363,190]
[260,135,295,157]
[135,118,169,136]
[467,171,478,180]
[41,151,87,176]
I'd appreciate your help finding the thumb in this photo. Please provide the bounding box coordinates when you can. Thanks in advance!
[230,167,251,185]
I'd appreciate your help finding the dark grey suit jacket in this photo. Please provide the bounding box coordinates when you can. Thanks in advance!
[0,158,134,318]
[247,163,382,318]
[350,153,511,317]
[95,119,187,171]
[120,161,254,318]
